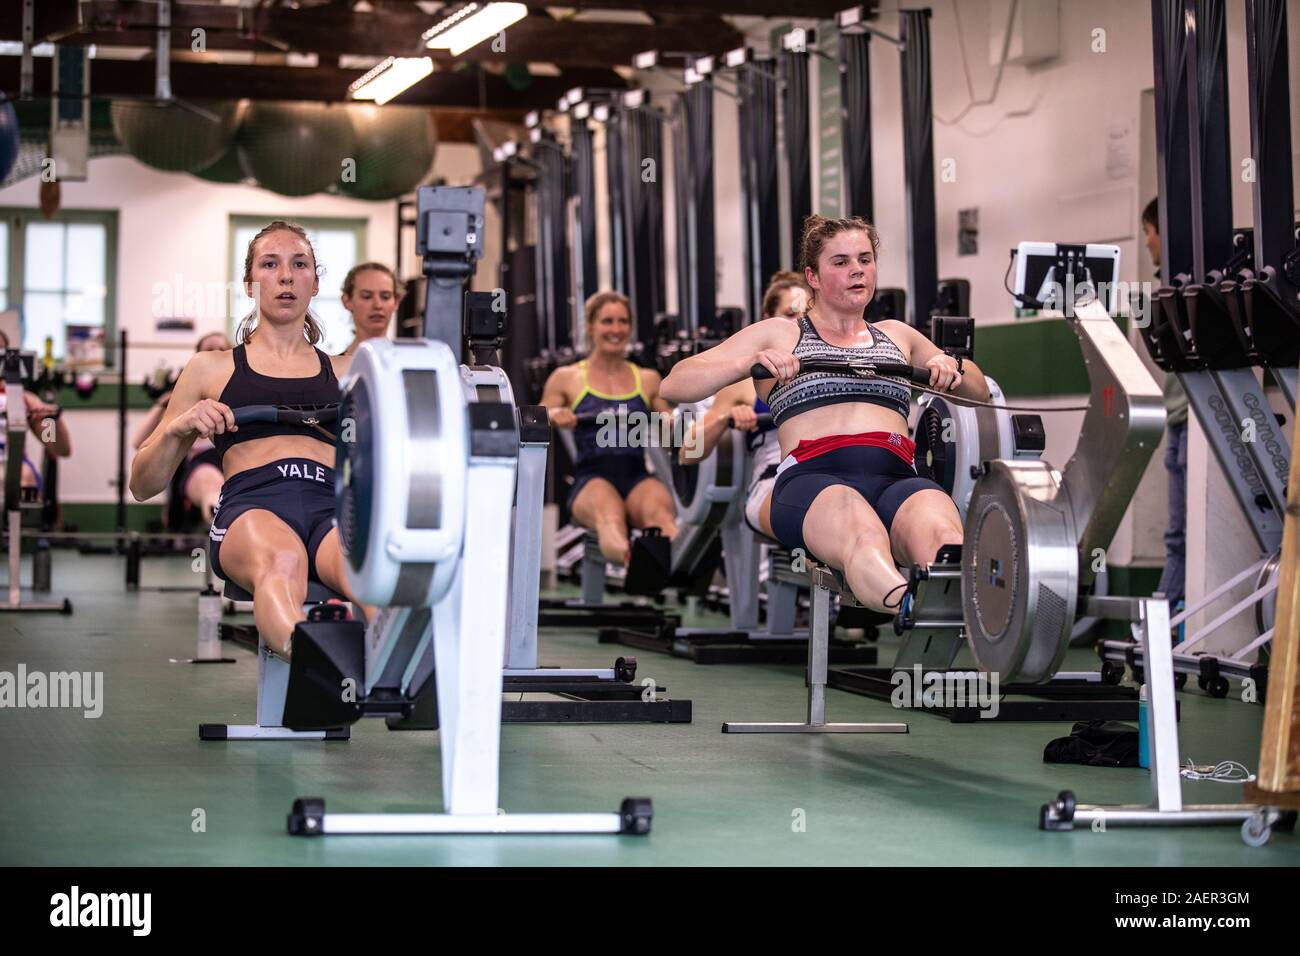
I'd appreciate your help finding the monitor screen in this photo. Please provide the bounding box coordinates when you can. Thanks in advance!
[1012,242,1121,315]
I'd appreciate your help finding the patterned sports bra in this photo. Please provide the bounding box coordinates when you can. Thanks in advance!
[765,315,911,426]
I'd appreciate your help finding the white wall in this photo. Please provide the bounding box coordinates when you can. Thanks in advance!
[0,142,483,505]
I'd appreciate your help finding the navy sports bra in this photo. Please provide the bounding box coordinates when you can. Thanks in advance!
[765,315,911,426]
[211,344,340,464]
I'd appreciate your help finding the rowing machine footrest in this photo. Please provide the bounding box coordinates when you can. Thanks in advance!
[282,619,366,731]
[624,528,671,597]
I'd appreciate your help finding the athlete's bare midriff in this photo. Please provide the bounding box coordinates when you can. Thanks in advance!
[221,435,334,478]
[763,399,911,457]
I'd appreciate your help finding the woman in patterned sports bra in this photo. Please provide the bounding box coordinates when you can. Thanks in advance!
[661,215,992,613]
[540,291,677,566]
[129,221,362,658]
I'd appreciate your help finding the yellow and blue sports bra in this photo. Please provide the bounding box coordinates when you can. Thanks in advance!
[570,360,650,463]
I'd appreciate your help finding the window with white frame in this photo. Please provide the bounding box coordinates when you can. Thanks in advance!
[0,210,116,362]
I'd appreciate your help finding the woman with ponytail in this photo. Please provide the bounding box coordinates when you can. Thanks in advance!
[662,215,991,614]
[129,221,363,657]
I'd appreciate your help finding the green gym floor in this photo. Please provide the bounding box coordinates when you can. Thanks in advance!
[0,552,1292,866]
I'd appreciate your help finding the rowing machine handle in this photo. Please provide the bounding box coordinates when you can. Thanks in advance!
[233,406,277,425]
[875,363,934,386]
[748,361,932,385]
[729,412,774,430]
[233,405,340,426]
[573,408,641,426]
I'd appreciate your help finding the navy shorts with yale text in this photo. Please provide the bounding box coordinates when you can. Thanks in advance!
[208,458,337,582]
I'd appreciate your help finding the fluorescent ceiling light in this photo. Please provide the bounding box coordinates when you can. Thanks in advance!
[340,54,383,71]
[633,50,657,70]
[0,41,54,57]
[89,45,150,61]
[424,3,528,57]
[566,10,653,25]
[349,56,434,104]
[837,6,866,30]
[781,28,812,51]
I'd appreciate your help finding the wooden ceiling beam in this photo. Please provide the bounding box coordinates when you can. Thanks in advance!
[382,0,856,17]
[11,2,745,69]
[0,55,625,111]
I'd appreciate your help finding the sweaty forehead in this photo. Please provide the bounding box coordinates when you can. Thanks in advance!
[256,231,313,259]
[822,230,873,258]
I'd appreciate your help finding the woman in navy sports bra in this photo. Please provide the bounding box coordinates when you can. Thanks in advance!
[661,215,992,613]
[541,291,677,566]
[128,221,361,657]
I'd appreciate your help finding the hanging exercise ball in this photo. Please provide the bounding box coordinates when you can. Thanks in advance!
[338,105,438,201]
[0,98,19,183]
[110,99,243,173]
[237,102,356,197]
[192,141,250,185]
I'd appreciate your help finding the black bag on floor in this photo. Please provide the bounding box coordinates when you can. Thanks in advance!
[1043,720,1140,768]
